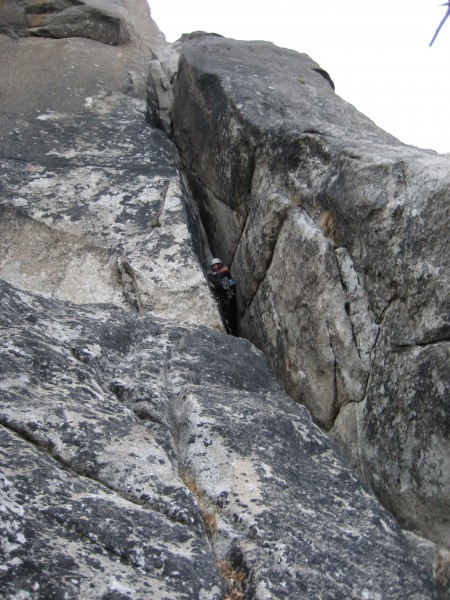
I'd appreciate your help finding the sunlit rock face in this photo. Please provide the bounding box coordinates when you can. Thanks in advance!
[0,1,446,598]
[0,0,220,329]
[171,34,450,547]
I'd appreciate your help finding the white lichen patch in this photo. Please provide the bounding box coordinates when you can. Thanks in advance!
[46,149,79,159]
[36,112,66,121]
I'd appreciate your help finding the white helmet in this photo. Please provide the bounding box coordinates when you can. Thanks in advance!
[211,258,222,266]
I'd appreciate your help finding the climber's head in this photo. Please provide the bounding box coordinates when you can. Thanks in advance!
[211,258,223,271]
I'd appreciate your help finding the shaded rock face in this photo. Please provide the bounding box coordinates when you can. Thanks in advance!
[171,35,450,547]
[1,0,130,45]
[0,2,446,599]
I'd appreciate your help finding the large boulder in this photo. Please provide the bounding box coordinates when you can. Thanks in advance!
[171,34,450,547]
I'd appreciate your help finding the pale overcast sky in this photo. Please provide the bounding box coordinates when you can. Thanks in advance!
[148,0,450,154]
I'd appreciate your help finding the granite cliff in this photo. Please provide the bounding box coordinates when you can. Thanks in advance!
[170,33,450,552]
[0,1,448,598]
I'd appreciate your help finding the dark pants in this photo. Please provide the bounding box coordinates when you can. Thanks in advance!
[208,274,237,335]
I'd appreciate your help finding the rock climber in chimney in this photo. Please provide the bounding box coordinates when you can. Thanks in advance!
[207,257,237,334]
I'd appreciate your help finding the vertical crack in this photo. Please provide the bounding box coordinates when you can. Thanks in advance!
[334,246,378,370]
[117,256,141,310]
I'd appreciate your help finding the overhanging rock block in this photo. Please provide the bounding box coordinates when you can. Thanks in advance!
[171,33,450,547]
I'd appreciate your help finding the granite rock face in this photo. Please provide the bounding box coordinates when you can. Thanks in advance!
[0,1,447,598]
[0,0,220,329]
[171,35,450,547]
[0,279,437,599]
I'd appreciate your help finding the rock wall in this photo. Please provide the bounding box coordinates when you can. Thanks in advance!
[0,1,447,598]
[0,0,220,328]
[170,34,450,549]
[1,278,440,598]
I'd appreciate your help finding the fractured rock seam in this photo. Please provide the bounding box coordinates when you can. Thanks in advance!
[0,417,192,527]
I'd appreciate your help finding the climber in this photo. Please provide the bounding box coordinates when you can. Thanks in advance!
[207,257,237,335]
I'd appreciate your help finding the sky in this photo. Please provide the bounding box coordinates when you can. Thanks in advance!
[148,0,450,154]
